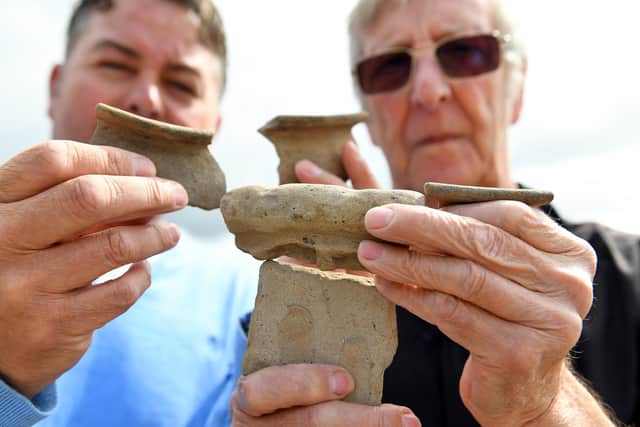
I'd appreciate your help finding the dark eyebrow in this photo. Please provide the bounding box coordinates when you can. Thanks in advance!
[166,63,202,79]
[92,39,141,59]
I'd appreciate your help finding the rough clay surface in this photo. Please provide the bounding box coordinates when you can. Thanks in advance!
[243,260,397,406]
[259,114,367,184]
[89,103,226,210]
[220,184,425,270]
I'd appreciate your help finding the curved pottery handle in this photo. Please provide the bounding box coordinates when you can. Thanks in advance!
[259,113,368,184]
[89,103,226,210]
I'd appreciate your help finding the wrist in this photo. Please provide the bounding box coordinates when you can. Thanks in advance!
[0,369,46,400]
[525,363,616,427]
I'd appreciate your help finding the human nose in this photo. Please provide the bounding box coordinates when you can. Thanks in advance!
[122,78,163,120]
[409,53,451,110]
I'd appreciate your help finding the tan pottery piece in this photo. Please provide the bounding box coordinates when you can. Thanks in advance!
[259,113,368,184]
[89,103,226,210]
[220,184,425,270]
[243,260,397,406]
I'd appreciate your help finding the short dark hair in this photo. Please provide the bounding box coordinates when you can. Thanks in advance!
[66,0,227,91]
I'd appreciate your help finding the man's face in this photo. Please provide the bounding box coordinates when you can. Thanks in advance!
[358,0,523,191]
[49,0,223,142]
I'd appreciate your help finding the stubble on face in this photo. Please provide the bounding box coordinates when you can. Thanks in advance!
[49,0,223,142]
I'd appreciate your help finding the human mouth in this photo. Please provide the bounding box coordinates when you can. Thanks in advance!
[414,134,462,147]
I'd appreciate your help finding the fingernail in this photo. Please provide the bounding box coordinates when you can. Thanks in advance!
[402,413,421,427]
[365,207,394,230]
[132,155,156,177]
[235,377,249,412]
[358,240,384,261]
[330,370,353,396]
[298,159,322,177]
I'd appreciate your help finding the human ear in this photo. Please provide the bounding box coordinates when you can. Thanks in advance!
[48,64,63,119]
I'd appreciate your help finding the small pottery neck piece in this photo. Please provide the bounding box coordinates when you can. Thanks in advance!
[89,103,226,210]
[259,113,368,184]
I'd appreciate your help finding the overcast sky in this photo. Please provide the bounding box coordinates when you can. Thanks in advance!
[1,1,638,237]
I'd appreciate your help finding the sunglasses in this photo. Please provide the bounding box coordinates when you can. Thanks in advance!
[354,31,512,95]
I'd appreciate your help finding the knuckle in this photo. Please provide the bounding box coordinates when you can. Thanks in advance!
[104,229,136,266]
[102,147,130,176]
[576,241,598,278]
[146,179,170,206]
[563,311,585,347]
[459,261,488,302]
[150,222,178,250]
[551,267,594,319]
[402,250,428,283]
[470,222,505,260]
[35,140,76,178]
[67,175,112,216]
[434,292,466,326]
[109,279,145,310]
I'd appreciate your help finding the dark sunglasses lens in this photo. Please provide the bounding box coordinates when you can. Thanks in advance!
[356,51,412,94]
[437,35,500,77]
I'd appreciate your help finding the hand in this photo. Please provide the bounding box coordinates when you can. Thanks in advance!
[295,141,380,189]
[0,141,187,398]
[230,364,421,426]
[357,201,597,425]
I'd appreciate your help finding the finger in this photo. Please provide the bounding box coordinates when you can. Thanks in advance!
[235,364,354,417]
[444,201,597,287]
[62,261,153,335]
[443,201,589,256]
[72,216,155,240]
[342,141,379,189]
[295,160,348,186]
[358,240,561,324]
[2,175,187,249]
[375,278,582,362]
[0,141,156,203]
[363,205,595,316]
[364,205,557,286]
[25,221,180,293]
[232,399,421,427]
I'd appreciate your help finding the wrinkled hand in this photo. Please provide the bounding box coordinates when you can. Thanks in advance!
[0,141,187,398]
[357,201,596,425]
[230,364,421,426]
[295,141,379,189]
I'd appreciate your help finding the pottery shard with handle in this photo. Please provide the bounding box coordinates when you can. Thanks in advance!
[89,103,226,210]
[259,113,368,184]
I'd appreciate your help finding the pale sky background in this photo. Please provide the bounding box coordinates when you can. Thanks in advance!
[1,1,638,237]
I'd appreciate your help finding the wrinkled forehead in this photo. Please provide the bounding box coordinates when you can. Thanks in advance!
[361,0,496,54]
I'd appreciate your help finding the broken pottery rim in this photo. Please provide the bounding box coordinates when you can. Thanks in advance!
[95,103,214,146]
[258,112,369,136]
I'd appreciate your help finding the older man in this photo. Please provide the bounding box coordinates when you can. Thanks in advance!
[232,0,639,425]
[0,1,257,426]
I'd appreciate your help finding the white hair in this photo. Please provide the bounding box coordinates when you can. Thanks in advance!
[348,0,527,68]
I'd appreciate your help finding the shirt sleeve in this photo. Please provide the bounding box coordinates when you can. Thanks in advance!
[0,379,57,426]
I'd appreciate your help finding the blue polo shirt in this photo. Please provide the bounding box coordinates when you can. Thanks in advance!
[1,231,259,427]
